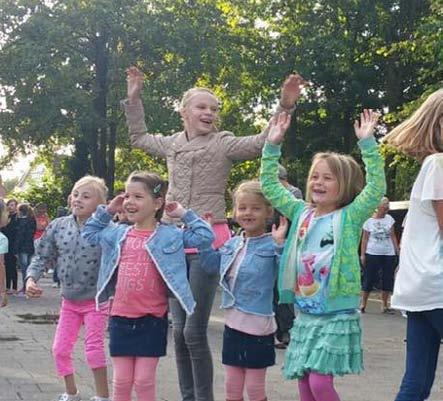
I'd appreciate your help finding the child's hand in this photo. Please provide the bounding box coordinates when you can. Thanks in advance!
[280,74,305,109]
[272,216,289,246]
[126,66,144,103]
[26,278,43,298]
[354,109,380,139]
[165,202,186,219]
[203,212,214,225]
[267,112,292,145]
[106,194,125,215]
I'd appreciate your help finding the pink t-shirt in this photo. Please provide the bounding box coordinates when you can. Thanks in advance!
[185,222,231,254]
[111,228,168,318]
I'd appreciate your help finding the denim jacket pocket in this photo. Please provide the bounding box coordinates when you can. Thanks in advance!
[255,249,275,258]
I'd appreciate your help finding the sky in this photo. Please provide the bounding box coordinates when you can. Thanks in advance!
[0,143,33,181]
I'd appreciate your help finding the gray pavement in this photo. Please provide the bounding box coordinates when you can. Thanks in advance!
[1,277,443,401]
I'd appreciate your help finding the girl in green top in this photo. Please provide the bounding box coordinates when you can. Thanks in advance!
[260,110,386,401]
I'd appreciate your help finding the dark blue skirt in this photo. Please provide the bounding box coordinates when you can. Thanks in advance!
[222,325,275,369]
[109,315,168,357]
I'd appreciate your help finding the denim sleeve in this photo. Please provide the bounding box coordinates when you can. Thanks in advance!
[82,205,116,246]
[181,209,215,249]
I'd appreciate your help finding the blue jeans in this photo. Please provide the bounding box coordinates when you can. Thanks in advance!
[17,253,32,290]
[169,254,218,401]
[395,309,443,401]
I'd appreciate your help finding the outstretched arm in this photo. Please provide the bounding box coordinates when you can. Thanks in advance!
[260,113,304,219]
[348,110,386,225]
[123,66,171,158]
[224,74,305,161]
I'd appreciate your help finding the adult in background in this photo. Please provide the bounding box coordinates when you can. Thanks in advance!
[360,197,399,314]
[123,66,303,401]
[1,199,18,294]
[13,203,36,294]
[34,202,51,242]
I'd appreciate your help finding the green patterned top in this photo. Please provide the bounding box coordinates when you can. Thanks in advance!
[260,137,386,312]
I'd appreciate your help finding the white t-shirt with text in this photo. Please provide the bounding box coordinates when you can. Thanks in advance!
[392,153,443,311]
[363,214,396,256]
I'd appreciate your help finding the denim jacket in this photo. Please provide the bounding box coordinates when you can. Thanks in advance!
[82,205,214,315]
[199,233,283,316]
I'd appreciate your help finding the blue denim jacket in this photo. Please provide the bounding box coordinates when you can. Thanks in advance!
[199,233,283,316]
[82,205,214,315]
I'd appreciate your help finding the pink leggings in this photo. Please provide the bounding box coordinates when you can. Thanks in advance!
[112,356,159,401]
[52,298,108,377]
[298,372,340,401]
[225,365,267,401]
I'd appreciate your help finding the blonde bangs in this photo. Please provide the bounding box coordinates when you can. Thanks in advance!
[72,175,108,203]
[384,89,443,160]
[306,153,364,208]
[233,180,271,208]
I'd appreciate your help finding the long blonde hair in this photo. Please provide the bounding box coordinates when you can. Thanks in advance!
[384,88,443,161]
[306,152,364,209]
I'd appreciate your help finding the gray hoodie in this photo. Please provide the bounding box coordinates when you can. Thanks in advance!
[26,215,101,300]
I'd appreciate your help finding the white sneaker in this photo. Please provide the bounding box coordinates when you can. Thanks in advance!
[56,392,82,401]
[48,268,55,274]
[90,397,112,401]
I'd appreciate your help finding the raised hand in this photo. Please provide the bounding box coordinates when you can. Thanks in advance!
[280,74,305,109]
[26,278,43,298]
[126,66,144,102]
[165,201,186,219]
[202,211,214,225]
[267,112,292,145]
[272,216,289,246]
[106,194,125,215]
[354,109,380,140]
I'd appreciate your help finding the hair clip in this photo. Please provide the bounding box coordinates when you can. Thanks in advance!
[153,183,162,195]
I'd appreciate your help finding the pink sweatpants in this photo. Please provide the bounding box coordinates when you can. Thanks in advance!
[112,356,159,401]
[298,372,341,401]
[52,298,108,377]
[225,365,267,401]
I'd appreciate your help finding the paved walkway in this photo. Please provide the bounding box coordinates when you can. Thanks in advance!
[1,277,443,401]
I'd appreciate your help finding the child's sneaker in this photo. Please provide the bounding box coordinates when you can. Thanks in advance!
[56,392,82,401]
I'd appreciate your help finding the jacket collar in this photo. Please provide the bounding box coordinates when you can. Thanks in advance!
[172,130,218,152]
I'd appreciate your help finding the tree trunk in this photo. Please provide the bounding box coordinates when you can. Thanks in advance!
[107,120,117,195]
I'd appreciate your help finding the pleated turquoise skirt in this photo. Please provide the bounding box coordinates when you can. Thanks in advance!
[283,311,363,380]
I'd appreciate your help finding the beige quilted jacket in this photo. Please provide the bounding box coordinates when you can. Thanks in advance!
[123,99,268,222]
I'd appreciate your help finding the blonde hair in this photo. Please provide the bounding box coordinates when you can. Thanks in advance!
[179,87,220,111]
[71,175,108,204]
[0,199,8,228]
[126,171,167,221]
[306,153,364,208]
[384,88,443,161]
[232,180,272,209]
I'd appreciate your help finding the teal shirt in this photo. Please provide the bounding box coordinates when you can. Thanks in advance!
[260,137,386,314]
[0,232,8,255]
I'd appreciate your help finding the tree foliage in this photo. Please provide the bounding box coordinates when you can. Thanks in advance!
[1,0,441,206]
